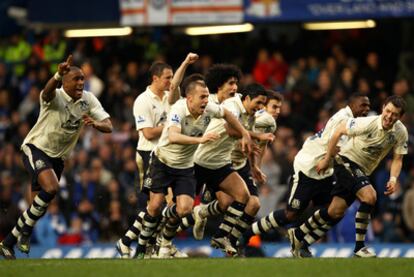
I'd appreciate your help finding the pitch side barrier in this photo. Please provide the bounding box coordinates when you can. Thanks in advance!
[12,242,414,258]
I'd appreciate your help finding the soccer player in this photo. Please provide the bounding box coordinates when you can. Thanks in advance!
[134,79,251,259]
[116,53,199,258]
[252,90,284,167]
[192,83,272,255]
[176,64,242,234]
[288,95,408,258]
[249,93,370,256]
[0,56,113,259]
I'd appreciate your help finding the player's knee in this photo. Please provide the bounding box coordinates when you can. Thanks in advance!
[147,201,163,216]
[246,197,260,215]
[176,205,192,218]
[44,183,59,195]
[233,191,249,204]
[328,206,346,219]
[218,201,230,212]
[360,192,377,206]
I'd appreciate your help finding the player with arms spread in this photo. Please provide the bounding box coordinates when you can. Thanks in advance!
[0,56,112,259]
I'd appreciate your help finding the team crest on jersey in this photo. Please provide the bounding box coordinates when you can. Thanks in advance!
[157,111,167,125]
[203,116,211,126]
[385,134,396,145]
[35,159,46,170]
[79,100,89,112]
[171,114,180,123]
[291,199,301,209]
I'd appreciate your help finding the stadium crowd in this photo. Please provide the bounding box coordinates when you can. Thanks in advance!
[0,28,414,249]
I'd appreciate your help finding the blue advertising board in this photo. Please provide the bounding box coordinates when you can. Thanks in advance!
[244,0,414,22]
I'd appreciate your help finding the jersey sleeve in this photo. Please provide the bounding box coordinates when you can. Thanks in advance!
[345,117,374,137]
[88,92,110,121]
[222,99,240,119]
[206,102,225,118]
[394,127,409,155]
[166,102,185,129]
[133,97,154,131]
[255,112,276,134]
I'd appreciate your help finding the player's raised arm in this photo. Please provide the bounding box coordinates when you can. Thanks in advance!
[42,55,73,102]
[169,52,199,105]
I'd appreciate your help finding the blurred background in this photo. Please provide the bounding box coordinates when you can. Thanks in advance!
[0,0,414,257]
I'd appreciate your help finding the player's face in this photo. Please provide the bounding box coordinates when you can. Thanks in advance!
[266,99,282,119]
[353,96,371,117]
[64,69,85,100]
[155,68,173,91]
[218,77,238,102]
[188,85,209,116]
[381,102,402,130]
[245,95,267,115]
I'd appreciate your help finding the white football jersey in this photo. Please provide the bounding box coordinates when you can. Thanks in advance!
[340,115,408,175]
[229,96,256,170]
[23,88,109,159]
[194,95,245,169]
[294,106,354,179]
[156,98,224,169]
[254,109,277,146]
[133,87,170,151]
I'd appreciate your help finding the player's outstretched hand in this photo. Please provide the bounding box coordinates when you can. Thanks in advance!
[57,55,73,76]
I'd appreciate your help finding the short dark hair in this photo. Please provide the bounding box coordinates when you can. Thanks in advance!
[205,64,242,94]
[348,92,368,104]
[240,83,267,101]
[185,80,207,96]
[384,95,406,116]
[181,73,205,97]
[149,61,172,78]
[266,90,283,104]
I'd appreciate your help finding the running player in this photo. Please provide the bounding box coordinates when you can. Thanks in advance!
[0,56,113,259]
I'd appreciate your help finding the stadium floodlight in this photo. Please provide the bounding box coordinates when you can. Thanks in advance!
[64,27,133,38]
[303,20,376,31]
[185,23,254,36]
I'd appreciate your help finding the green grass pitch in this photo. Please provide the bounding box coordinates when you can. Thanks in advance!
[1,258,413,277]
